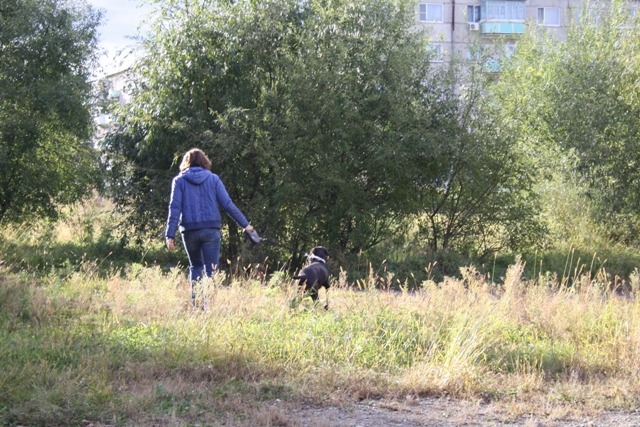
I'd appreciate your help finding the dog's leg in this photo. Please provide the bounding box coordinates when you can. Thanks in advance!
[308,286,319,302]
[288,276,307,309]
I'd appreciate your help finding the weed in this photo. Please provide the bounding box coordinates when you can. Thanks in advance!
[5,201,640,424]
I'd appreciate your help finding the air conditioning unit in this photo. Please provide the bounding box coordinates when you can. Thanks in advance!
[468,22,480,31]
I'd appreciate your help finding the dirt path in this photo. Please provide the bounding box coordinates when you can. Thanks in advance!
[271,397,640,426]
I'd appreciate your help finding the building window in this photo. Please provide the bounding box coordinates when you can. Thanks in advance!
[570,6,602,25]
[428,43,444,62]
[504,42,516,58]
[569,6,581,24]
[419,3,443,23]
[483,0,525,21]
[467,5,481,22]
[537,7,561,26]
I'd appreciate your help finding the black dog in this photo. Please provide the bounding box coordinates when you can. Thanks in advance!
[293,246,330,308]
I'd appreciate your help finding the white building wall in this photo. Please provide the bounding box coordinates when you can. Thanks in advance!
[415,0,609,63]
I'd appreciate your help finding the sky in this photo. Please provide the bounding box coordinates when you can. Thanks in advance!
[88,0,154,76]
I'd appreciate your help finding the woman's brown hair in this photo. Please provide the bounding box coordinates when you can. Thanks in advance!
[179,148,212,172]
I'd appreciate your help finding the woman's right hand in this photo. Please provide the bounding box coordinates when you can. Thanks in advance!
[166,238,175,251]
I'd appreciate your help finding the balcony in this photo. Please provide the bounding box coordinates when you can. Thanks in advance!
[480,21,525,34]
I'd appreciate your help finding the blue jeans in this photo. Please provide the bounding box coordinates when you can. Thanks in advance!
[181,228,221,302]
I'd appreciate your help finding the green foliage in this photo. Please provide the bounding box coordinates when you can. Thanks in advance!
[360,54,546,267]
[102,0,544,271]
[493,0,640,245]
[0,197,180,277]
[5,253,640,424]
[0,0,103,222]
[5,219,640,424]
[99,0,440,263]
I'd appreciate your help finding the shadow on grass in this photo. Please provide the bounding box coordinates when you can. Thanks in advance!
[0,236,183,278]
[0,271,291,426]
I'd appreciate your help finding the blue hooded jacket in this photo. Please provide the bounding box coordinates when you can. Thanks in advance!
[165,167,249,239]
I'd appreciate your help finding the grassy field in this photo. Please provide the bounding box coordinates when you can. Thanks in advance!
[3,204,640,425]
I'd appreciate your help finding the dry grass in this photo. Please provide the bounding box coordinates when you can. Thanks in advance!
[3,259,640,424]
[4,208,640,425]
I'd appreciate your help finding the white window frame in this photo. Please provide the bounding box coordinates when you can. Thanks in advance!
[504,42,516,58]
[484,0,525,21]
[537,7,561,26]
[570,6,602,25]
[419,3,444,23]
[467,5,481,23]
[428,43,444,62]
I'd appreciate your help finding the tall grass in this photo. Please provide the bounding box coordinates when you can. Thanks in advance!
[4,204,640,425]
[4,260,640,425]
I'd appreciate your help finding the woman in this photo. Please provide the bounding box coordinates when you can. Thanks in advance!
[165,148,254,306]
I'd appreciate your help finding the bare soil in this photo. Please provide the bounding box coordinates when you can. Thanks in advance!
[266,397,640,427]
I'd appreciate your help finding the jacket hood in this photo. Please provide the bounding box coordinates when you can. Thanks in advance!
[182,167,211,185]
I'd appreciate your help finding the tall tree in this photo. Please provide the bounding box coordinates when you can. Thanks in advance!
[401,58,544,260]
[0,0,102,222]
[103,0,442,264]
[493,0,640,245]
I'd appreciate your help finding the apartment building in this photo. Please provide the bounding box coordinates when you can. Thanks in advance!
[92,68,132,138]
[415,0,638,64]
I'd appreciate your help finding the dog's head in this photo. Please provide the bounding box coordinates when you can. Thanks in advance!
[309,246,329,264]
